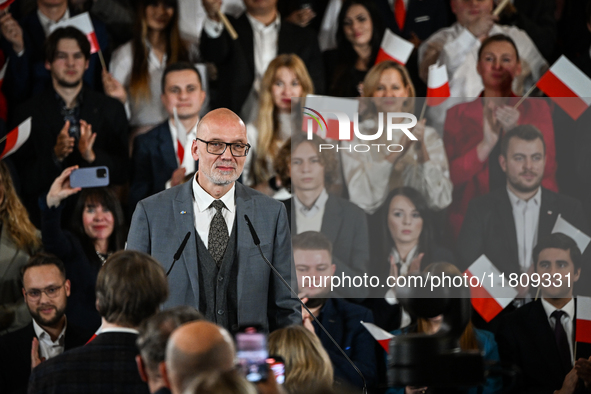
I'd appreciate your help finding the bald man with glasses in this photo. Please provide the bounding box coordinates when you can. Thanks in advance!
[127,108,300,334]
[0,253,93,394]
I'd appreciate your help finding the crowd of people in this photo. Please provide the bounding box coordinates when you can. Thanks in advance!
[1,0,591,392]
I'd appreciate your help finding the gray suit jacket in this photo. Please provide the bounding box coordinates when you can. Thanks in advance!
[126,180,300,331]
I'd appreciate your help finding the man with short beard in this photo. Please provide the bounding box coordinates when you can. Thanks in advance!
[0,253,93,394]
[10,26,128,227]
[457,125,589,331]
[127,108,300,334]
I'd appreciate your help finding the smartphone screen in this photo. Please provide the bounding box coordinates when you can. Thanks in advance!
[267,357,285,384]
[236,326,268,383]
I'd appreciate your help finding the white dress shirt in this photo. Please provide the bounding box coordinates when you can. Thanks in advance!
[507,187,541,272]
[294,189,329,233]
[33,319,66,361]
[168,119,197,173]
[384,245,418,328]
[192,177,236,247]
[99,327,140,335]
[418,22,548,134]
[37,9,70,37]
[541,297,575,363]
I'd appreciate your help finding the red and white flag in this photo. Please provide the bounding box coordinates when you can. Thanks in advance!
[536,55,591,120]
[0,117,32,160]
[375,29,413,66]
[465,255,518,323]
[361,321,394,353]
[49,13,100,54]
[576,296,591,344]
[426,63,450,106]
[302,95,359,141]
[0,0,15,10]
[0,59,8,89]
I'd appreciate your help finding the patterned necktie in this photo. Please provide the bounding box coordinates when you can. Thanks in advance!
[551,310,572,371]
[208,200,229,266]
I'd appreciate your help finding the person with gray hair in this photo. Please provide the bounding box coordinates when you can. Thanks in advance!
[136,306,204,394]
[163,320,236,394]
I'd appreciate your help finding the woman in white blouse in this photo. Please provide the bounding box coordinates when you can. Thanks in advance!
[341,60,452,215]
[102,0,194,138]
[243,54,314,196]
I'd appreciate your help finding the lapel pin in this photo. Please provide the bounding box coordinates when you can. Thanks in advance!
[180,211,187,215]
[548,211,552,215]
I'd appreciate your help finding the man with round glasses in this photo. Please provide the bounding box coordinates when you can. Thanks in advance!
[0,253,93,394]
[127,108,300,334]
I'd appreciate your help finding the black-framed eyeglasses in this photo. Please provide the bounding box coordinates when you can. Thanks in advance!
[24,282,66,300]
[195,138,250,157]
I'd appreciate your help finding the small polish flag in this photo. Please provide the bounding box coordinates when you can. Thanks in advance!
[0,59,8,89]
[375,29,414,66]
[0,0,15,10]
[426,63,450,106]
[302,95,359,141]
[49,13,100,54]
[576,296,591,344]
[0,117,32,160]
[536,55,591,120]
[465,255,518,323]
[552,214,591,253]
[361,321,394,353]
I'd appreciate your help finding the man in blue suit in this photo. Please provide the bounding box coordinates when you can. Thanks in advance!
[293,231,377,390]
[129,62,206,214]
[127,108,300,334]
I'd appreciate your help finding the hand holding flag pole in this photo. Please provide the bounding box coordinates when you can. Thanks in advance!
[493,0,511,16]
[218,11,238,40]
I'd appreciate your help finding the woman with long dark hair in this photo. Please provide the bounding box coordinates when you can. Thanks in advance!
[103,0,193,138]
[323,0,384,97]
[0,161,41,333]
[367,187,454,332]
[41,166,126,330]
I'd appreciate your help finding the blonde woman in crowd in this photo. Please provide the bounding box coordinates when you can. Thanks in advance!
[243,54,314,196]
[0,162,41,334]
[341,60,452,215]
[268,325,334,394]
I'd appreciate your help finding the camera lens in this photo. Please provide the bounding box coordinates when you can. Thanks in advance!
[97,168,107,178]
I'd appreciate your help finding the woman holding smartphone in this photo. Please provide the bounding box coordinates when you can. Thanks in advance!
[40,166,126,331]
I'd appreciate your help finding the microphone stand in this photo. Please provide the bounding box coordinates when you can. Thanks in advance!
[244,215,368,394]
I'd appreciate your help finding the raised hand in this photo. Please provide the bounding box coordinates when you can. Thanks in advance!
[0,13,24,53]
[78,120,96,163]
[46,166,82,208]
[54,121,75,161]
[102,70,127,104]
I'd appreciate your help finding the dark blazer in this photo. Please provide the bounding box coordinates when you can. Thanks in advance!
[0,321,93,394]
[313,298,377,389]
[40,200,102,332]
[457,187,589,276]
[129,121,178,213]
[496,299,591,394]
[126,181,301,332]
[283,195,370,298]
[374,0,449,41]
[10,87,128,225]
[200,13,324,113]
[28,332,148,394]
[1,10,109,106]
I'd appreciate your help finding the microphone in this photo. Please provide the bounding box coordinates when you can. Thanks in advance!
[167,232,191,276]
[243,215,367,394]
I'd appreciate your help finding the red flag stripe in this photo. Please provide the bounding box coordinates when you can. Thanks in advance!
[87,32,100,54]
[537,70,589,120]
[302,116,354,141]
[576,319,591,344]
[177,139,184,165]
[375,48,404,65]
[426,84,450,106]
[378,339,391,353]
[0,126,19,158]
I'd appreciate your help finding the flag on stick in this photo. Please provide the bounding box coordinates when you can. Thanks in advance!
[375,29,413,66]
[49,13,100,54]
[361,321,394,353]
[426,63,450,106]
[536,56,591,120]
[0,117,32,159]
[465,255,518,322]
[576,296,591,344]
